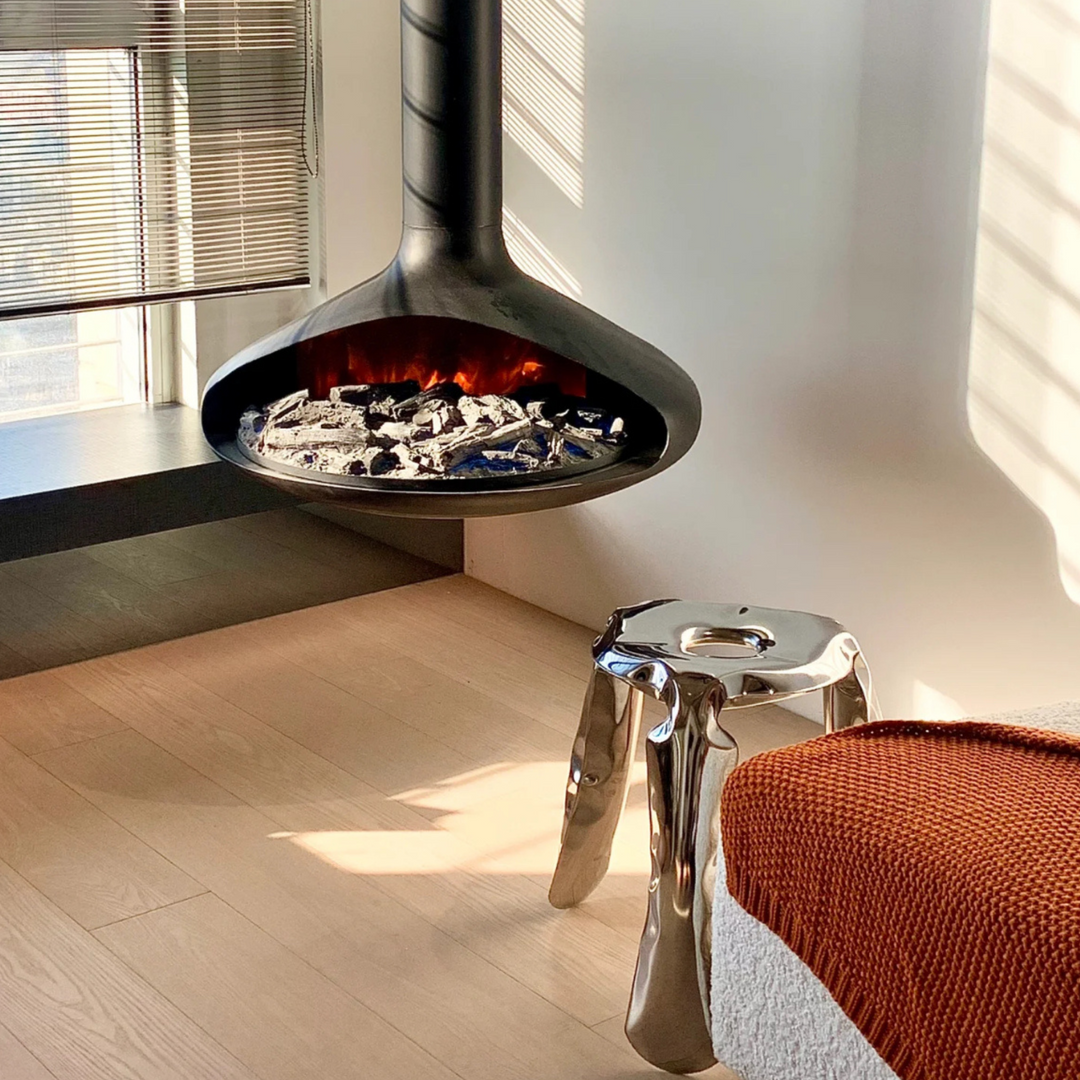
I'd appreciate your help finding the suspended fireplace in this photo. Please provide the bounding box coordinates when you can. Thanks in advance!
[201,0,700,517]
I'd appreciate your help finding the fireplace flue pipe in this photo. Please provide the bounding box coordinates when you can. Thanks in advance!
[401,1,503,240]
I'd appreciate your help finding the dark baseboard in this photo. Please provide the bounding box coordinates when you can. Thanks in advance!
[302,504,464,571]
[0,462,296,563]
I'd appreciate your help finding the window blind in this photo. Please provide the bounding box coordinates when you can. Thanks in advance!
[0,0,316,319]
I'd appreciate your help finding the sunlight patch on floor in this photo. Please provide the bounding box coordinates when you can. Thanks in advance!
[271,759,652,877]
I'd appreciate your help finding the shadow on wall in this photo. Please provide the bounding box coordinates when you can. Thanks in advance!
[503,0,585,208]
[759,0,1080,717]
[501,0,585,296]
[475,0,1080,719]
[968,0,1080,605]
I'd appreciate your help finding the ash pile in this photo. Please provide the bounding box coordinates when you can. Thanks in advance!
[238,381,627,480]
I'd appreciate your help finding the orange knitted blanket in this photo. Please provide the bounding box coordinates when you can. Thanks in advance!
[721,721,1080,1080]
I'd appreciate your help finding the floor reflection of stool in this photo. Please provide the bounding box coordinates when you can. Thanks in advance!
[548,601,872,1074]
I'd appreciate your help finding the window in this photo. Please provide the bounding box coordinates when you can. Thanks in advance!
[0,308,144,422]
[0,48,147,419]
[0,1,316,419]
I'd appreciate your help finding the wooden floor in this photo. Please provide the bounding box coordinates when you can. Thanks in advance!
[0,571,818,1080]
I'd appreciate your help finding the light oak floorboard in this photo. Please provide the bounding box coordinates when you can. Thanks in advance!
[1,549,178,653]
[0,512,449,679]
[380,574,598,681]
[39,730,656,1080]
[212,514,447,606]
[0,570,102,669]
[94,892,457,1080]
[147,569,318,630]
[145,626,475,797]
[84,534,219,589]
[0,858,256,1080]
[228,508,438,580]
[134,632,636,1022]
[365,851,639,1026]
[240,581,585,741]
[0,639,36,680]
[0,735,202,929]
[336,585,588,735]
[0,1022,57,1080]
[156,516,368,586]
[316,652,573,763]
[54,652,431,833]
[0,670,127,755]
[239,610,574,765]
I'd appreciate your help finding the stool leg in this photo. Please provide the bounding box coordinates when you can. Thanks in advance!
[548,666,644,909]
[626,672,737,1074]
[824,651,873,733]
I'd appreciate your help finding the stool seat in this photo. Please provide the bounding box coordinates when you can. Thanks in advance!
[548,600,871,1073]
[593,599,865,707]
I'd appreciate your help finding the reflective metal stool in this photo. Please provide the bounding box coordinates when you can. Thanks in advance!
[548,601,872,1073]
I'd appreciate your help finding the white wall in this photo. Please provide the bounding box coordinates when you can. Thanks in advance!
[467,0,1080,719]
[317,0,402,297]
[195,290,310,393]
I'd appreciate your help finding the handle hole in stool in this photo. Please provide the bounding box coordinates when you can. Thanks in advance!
[679,626,774,659]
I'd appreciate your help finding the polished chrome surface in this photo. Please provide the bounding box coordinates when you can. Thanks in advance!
[549,669,644,908]
[548,601,871,1073]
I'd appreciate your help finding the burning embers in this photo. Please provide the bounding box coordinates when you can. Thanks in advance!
[238,381,628,481]
[237,319,631,482]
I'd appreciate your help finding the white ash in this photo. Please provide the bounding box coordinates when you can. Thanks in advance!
[238,382,627,480]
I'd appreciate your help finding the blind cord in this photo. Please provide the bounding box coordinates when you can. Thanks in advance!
[302,0,319,179]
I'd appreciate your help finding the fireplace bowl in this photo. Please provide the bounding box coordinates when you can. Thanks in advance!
[201,0,700,518]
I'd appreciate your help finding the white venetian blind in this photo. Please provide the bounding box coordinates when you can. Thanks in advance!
[0,0,315,319]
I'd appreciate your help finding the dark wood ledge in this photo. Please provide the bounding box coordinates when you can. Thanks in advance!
[0,404,295,562]
[0,403,464,569]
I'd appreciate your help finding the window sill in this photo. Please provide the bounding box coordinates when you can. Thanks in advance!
[0,403,294,561]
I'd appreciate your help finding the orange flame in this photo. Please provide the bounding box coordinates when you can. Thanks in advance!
[296,316,587,399]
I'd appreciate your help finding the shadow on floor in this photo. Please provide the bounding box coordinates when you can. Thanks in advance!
[0,508,450,678]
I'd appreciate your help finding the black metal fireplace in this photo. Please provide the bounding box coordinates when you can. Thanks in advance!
[201,0,700,517]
